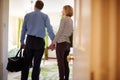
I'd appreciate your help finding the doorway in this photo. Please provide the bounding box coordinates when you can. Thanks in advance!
[8,0,74,80]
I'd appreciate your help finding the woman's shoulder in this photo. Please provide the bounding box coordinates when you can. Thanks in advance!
[61,17,70,21]
[64,17,72,21]
[60,17,66,23]
[62,17,73,23]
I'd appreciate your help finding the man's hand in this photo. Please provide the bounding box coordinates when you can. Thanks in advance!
[20,44,25,49]
[48,44,55,51]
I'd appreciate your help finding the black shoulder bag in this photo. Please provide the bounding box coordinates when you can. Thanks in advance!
[6,48,24,72]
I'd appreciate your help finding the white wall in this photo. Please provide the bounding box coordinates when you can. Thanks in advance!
[9,0,74,16]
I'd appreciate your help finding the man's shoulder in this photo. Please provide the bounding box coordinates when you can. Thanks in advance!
[25,11,48,19]
[40,12,48,17]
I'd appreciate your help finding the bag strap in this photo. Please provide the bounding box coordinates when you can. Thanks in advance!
[15,48,22,58]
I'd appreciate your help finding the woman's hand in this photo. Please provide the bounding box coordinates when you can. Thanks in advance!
[48,44,55,51]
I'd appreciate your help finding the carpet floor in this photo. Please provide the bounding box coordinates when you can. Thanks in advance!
[8,60,73,80]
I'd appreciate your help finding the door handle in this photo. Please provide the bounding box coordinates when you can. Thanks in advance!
[67,55,75,62]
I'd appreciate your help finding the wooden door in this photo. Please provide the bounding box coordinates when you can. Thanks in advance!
[72,0,91,80]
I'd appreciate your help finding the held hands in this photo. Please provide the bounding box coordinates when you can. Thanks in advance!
[48,44,55,51]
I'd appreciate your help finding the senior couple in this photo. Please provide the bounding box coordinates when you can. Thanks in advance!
[20,0,73,80]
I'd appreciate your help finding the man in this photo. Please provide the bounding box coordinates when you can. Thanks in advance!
[20,0,55,80]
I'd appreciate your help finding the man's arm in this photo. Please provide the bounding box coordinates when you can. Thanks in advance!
[48,18,65,51]
[45,15,55,41]
[20,14,28,47]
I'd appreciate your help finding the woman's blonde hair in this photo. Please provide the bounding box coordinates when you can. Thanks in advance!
[63,5,73,17]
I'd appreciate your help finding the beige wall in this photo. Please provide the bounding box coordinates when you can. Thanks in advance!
[0,0,9,80]
[91,0,102,79]
[91,0,120,80]
[0,0,3,79]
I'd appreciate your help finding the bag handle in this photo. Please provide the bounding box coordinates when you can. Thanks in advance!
[15,48,22,58]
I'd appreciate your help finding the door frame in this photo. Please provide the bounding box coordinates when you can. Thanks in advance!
[0,0,9,80]
[73,0,91,80]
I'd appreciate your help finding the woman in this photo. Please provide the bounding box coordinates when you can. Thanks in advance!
[49,5,73,80]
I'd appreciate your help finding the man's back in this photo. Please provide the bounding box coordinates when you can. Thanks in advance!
[20,10,55,45]
[24,10,48,37]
